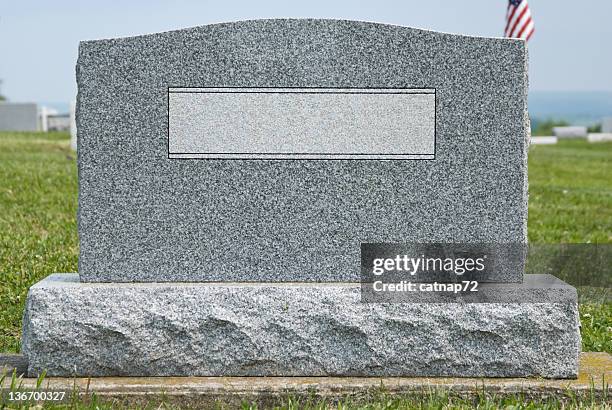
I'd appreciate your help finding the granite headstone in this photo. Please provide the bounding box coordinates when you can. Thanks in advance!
[552,126,587,138]
[602,117,612,133]
[21,20,580,378]
[0,102,38,131]
[76,19,529,283]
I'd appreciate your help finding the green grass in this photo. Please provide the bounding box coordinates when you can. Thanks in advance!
[528,139,612,242]
[0,131,610,408]
[528,139,612,352]
[0,394,610,410]
[528,139,611,353]
[0,132,77,352]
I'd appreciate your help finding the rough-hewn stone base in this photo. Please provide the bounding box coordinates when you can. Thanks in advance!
[22,274,580,378]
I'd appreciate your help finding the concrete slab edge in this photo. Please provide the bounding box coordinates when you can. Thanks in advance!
[1,353,609,401]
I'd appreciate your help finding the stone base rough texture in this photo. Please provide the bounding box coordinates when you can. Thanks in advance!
[22,274,580,378]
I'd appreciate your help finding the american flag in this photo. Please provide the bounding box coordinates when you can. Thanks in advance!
[505,0,535,41]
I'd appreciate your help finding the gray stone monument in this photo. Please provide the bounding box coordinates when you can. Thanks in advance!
[602,117,612,133]
[0,102,38,131]
[552,126,587,139]
[21,19,580,378]
[69,101,77,151]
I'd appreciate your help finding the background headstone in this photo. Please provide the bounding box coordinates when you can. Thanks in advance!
[38,106,49,132]
[0,102,38,131]
[552,126,587,138]
[602,117,612,133]
[587,133,612,143]
[531,136,557,145]
[47,113,70,131]
[70,101,77,151]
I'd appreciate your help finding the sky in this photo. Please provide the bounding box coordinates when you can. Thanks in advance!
[1,0,611,106]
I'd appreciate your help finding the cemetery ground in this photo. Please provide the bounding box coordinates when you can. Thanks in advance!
[0,131,610,409]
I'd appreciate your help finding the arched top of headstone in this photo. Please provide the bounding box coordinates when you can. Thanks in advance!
[78,18,527,92]
[81,18,525,44]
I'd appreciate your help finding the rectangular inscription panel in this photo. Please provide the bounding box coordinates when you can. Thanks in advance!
[168,88,436,159]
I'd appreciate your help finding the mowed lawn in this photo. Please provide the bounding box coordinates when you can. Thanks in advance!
[0,132,610,353]
[528,139,612,243]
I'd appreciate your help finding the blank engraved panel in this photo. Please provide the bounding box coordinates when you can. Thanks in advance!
[168,88,436,159]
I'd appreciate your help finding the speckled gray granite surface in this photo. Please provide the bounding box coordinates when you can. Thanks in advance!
[77,19,529,282]
[22,274,579,377]
[168,87,435,159]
